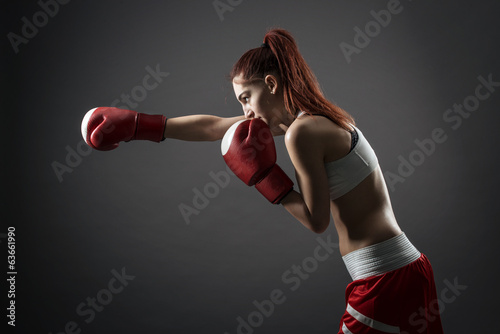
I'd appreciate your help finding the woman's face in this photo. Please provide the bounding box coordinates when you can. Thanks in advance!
[232,74,292,135]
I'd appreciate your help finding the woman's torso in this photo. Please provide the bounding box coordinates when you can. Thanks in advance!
[297,113,401,256]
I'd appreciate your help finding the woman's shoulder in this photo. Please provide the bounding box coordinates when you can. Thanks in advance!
[285,113,352,161]
[286,113,348,143]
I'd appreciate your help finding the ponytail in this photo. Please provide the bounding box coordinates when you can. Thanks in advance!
[230,28,355,131]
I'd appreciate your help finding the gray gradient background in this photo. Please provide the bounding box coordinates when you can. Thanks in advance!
[2,0,500,333]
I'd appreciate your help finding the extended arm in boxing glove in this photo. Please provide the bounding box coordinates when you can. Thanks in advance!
[81,107,166,151]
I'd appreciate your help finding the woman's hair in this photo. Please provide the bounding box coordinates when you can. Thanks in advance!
[230,28,355,130]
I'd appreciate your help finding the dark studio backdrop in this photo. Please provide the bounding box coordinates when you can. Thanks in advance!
[2,0,500,333]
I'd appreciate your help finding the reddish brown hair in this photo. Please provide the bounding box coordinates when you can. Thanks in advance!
[230,28,355,130]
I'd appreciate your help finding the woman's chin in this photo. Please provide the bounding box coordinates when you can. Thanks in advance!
[269,123,288,136]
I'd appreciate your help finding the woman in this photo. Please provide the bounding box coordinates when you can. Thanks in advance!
[82,29,444,334]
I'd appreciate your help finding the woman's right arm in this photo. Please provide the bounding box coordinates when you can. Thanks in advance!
[163,114,246,142]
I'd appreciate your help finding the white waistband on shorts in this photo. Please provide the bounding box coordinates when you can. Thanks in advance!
[342,232,421,281]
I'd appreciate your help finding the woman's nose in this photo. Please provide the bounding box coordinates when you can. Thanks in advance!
[244,109,255,119]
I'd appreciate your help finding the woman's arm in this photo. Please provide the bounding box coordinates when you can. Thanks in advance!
[163,115,246,141]
[280,120,332,233]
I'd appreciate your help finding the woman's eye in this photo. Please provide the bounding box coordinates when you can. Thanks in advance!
[243,97,249,103]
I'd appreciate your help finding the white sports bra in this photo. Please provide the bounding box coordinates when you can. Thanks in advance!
[324,126,378,199]
[296,112,379,200]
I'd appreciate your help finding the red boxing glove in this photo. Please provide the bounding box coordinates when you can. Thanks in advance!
[221,118,293,204]
[81,107,166,151]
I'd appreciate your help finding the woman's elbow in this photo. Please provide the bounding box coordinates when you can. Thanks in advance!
[309,219,329,234]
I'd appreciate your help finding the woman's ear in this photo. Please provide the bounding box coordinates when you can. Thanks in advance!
[264,74,279,94]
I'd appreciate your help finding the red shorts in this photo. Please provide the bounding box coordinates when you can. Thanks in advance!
[338,235,444,334]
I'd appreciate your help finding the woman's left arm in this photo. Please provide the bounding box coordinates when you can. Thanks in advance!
[280,122,332,233]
